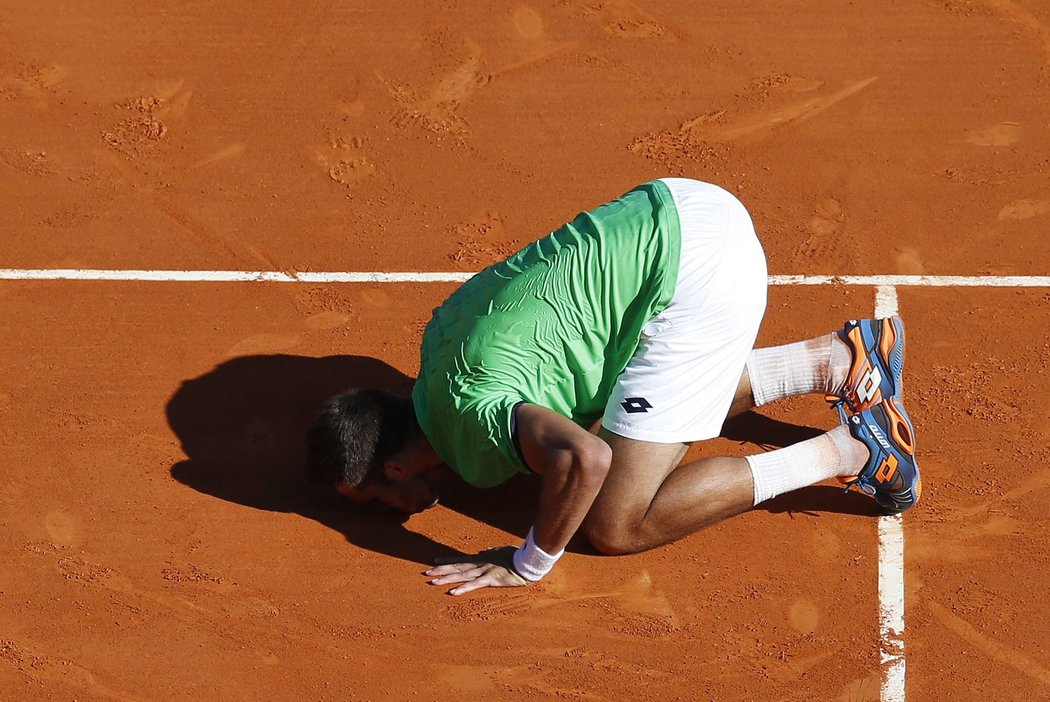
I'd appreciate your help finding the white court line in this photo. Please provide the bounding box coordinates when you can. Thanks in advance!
[0,269,1048,285]
[0,269,478,283]
[874,285,906,702]
[770,274,1049,287]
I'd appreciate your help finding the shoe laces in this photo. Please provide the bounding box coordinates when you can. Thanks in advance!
[826,391,859,416]
[842,474,877,497]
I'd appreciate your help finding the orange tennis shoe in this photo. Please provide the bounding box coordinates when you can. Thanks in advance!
[827,316,906,416]
[840,396,921,513]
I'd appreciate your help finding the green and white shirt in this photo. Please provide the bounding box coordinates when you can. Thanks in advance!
[412,181,681,487]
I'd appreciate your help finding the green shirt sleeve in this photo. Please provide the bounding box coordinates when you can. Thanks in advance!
[439,394,530,488]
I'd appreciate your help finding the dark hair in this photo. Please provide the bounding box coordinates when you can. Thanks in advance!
[306,389,417,488]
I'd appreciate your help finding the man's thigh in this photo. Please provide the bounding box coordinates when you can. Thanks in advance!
[582,428,688,540]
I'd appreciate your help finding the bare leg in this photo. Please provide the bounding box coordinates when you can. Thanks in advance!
[725,365,757,419]
[582,370,755,555]
[581,427,752,555]
[583,423,867,555]
[582,329,872,555]
[583,361,866,555]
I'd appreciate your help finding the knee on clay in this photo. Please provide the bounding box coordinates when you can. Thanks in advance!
[582,520,645,556]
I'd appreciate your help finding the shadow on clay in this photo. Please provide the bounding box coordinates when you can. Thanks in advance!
[166,354,465,566]
[720,409,824,448]
[761,485,882,518]
[166,354,545,566]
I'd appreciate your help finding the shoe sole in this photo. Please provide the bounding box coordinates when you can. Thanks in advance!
[873,395,920,512]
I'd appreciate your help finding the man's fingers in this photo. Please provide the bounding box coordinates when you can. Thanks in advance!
[427,565,487,585]
[422,549,526,595]
[447,574,496,596]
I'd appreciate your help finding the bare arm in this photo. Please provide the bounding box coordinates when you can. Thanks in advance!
[425,403,612,595]
[515,403,612,555]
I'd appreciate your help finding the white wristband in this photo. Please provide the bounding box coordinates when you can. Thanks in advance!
[512,528,564,582]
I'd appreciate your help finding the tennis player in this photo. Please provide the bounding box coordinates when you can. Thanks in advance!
[307,178,920,594]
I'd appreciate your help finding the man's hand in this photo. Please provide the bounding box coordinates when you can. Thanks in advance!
[424,546,527,596]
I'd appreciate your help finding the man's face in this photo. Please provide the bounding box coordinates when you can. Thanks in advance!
[336,462,449,515]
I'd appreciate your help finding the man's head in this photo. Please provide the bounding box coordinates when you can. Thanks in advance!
[306,389,449,514]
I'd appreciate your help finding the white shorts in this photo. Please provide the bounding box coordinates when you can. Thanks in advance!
[602,178,768,443]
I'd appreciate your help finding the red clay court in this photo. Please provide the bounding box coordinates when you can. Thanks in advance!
[1,3,1048,701]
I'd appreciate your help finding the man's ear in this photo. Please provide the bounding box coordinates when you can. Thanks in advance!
[382,458,407,481]
[382,438,427,482]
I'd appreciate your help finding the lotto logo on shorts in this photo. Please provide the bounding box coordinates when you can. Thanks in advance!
[621,397,652,414]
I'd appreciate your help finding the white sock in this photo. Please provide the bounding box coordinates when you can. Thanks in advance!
[746,425,868,506]
[745,333,850,406]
